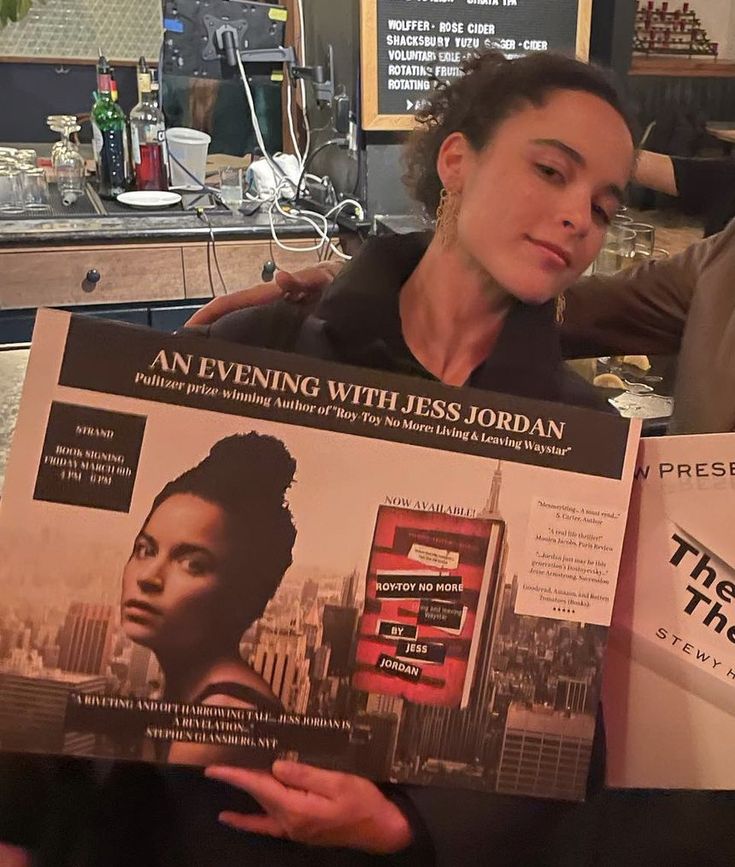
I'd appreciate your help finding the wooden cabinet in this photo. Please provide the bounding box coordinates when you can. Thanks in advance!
[181,238,320,299]
[0,238,321,310]
[0,244,186,309]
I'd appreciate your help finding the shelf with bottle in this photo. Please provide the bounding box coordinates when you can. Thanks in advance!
[633,1,718,57]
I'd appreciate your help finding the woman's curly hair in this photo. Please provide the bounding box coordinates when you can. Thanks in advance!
[403,50,636,216]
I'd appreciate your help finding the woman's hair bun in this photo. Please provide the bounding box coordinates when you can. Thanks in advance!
[204,433,296,510]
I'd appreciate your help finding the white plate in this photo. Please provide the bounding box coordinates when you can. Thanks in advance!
[116,191,182,209]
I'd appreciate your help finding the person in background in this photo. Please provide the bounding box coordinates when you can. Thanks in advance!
[634,149,735,237]
[0,49,636,867]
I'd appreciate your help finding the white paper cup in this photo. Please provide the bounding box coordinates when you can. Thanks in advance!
[166,127,211,190]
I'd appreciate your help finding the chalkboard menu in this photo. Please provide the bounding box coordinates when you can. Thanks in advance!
[360,0,592,130]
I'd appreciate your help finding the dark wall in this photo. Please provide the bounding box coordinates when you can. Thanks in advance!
[629,75,735,127]
[588,0,735,130]
[589,0,636,83]
[303,0,417,217]
[0,63,139,143]
[301,0,364,204]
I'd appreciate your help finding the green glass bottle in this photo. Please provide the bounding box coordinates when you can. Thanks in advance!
[91,56,128,198]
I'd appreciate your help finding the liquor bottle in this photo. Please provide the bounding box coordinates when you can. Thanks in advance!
[110,64,134,181]
[91,56,128,198]
[149,66,161,108]
[129,57,168,191]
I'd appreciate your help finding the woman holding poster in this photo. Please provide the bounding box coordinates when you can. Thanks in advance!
[0,50,636,867]
[196,48,636,867]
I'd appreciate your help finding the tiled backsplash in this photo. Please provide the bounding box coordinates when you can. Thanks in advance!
[0,0,162,62]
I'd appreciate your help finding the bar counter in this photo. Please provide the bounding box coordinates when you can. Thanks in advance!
[0,156,364,341]
[0,207,333,246]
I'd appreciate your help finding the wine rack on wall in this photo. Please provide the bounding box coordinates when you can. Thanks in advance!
[634,1,719,57]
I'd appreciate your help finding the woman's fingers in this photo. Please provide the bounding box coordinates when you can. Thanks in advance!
[0,844,33,867]
[206,761,412,852]
[206,766,287,809]
[218,810,285,838]
[184,260,339,327]
[276,264,337,300]
[272,759,344,799]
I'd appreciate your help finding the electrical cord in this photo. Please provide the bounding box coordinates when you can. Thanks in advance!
[296,138,348,203]
[319,199,355,261]
[269,179,360,260]
[196,207,228,295]
[231,7,357,265]
[206,227,214,294]
[295,0,311,160]
[285,65,304,168]
[236,63,340,259]
[235,52,291,191]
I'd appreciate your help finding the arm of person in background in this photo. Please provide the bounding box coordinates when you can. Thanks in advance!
[667,155,735,237]
[185,261,342,327]
[634,150,735,237]
[560,224,726,359]
[633,150,678,196]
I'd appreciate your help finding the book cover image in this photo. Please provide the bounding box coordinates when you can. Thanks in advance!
[0,310,639,799]
[604,434,735,789]
[353,507,503,708]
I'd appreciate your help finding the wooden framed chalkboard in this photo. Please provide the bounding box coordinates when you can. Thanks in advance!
[360,0,593,131]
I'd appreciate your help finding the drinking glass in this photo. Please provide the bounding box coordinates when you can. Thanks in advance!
[627,222,670,262]
[0,169,25,214]
[15,156,37,172]
[15,149,37,167]
[594,226,636,274]
[53,123,86,205]
[22,167,51,212]
[47,115,78,166]
[218,166,243,210]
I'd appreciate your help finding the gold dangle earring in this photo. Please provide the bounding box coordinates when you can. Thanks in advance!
[435,188,460,247]
[555,293,566,325]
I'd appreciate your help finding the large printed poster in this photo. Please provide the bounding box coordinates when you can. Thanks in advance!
[0,310,639,800]
[604,434,735,789]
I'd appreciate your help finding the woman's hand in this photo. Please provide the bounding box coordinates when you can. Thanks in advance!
[185,261,342,327]
[0,843,33,867]
[205,760,413,854]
